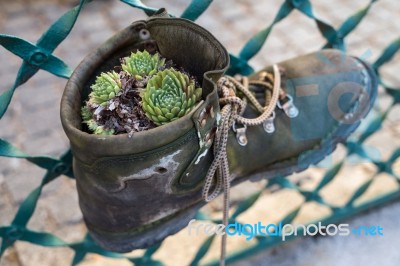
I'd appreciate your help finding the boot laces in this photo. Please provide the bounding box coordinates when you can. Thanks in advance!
[202,65,283,266]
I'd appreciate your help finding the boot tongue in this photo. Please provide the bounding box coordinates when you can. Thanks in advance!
[250,84,268,105]
[240,84,272,118]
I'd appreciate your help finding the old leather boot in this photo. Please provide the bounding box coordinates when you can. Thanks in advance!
[60,15,377,252]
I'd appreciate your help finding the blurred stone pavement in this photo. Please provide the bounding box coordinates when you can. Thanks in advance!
[0,0,399,265]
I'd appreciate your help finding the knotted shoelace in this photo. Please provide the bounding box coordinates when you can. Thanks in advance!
[202,65,282,266]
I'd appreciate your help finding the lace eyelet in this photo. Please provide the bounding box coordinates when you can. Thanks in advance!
[277,94,299,118]
[263,111,276,133]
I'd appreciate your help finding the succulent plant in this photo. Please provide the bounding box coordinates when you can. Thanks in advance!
[142,68,202,126]
[81,106,114,135]
[122,50,165,80]
[81,106,92,121]
[85,119,115,135]
[82,51,199,135]
[89,71,122,106]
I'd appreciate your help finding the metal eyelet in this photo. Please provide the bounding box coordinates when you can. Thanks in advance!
[263,111,276,134]
[139,29,150,40]
[232,122,248,146]
[277,94,299,118]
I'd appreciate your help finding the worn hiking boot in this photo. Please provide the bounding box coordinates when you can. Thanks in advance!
[60,15,377,252]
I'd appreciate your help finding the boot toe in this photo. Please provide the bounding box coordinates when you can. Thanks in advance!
[229,49,378,179]
[286,50,378,142]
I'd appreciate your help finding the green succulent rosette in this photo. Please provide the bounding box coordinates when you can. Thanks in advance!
[88,71,121,106]
[142,68,202,126]
[122,50,165,80]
